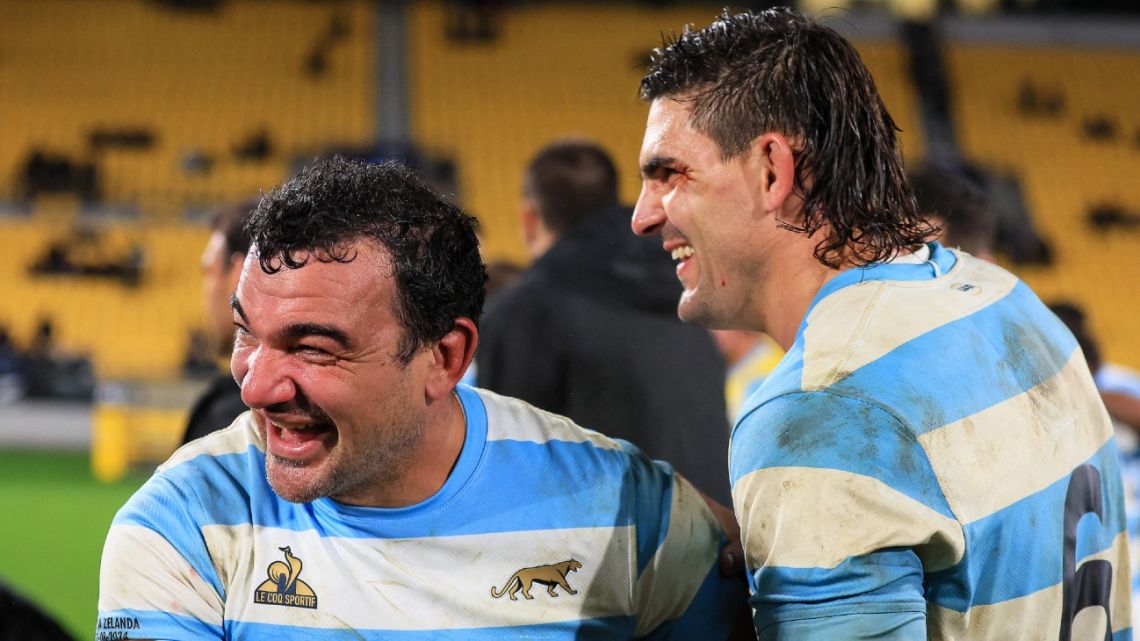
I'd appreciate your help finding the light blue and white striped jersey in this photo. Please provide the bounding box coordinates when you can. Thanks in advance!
[731,242,1131,640]
[98,385,744,640]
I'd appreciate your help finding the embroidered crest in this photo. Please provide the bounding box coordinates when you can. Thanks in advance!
[490,559,582,600]
[254,546,318,609]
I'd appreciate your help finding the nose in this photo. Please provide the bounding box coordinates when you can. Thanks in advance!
[631,182,666,236]
[233,345,296,410]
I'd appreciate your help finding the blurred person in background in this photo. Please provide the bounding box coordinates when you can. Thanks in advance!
[1050,301,1140,631]
[0,326,29,406]
[181,199,256,444]
[98,156,750,639]
[711,330,782,424]
[907,160,997,260]
[632,8,1130,638]
[1050,302,1140,434]
[477,139,732,504]
[0,579,75,641]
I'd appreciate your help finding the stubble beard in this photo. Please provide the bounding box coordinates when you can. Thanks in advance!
[265,411,427,505]
[678,285,724,329]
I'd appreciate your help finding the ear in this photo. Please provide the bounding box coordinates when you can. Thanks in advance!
[424,317,479,402]
[520,198,544,257]
[224,252,246,291]
[752,132,797,215]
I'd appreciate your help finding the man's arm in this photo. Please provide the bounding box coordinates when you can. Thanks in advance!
[1103,390,1140,432]
[98,475,225,640]
[621,443,753,640]
[731,392,965,640]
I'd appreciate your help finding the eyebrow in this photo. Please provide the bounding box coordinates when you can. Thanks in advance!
[281,323,351,349]
[640,156,677,180]
[231,295,247,323]
[231,295,350,348]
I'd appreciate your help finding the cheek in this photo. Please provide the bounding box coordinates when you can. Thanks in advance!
[230,344,252,380]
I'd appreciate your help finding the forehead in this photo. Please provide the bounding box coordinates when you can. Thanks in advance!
[639,98,720,164]
[236,240,397,329]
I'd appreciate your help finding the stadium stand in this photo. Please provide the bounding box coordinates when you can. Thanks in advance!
[0,0,375,213]
[407,1,924,264]
[947,41,1140,366]
[0,0,378,381]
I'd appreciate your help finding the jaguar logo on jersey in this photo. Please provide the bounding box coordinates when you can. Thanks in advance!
[490,559,582,600]
[253,546,318,609]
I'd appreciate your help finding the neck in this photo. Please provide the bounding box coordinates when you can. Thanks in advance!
[399,392,467,507]
[761,236,845,351]
[527,228,557,260]
[345,392,467,508]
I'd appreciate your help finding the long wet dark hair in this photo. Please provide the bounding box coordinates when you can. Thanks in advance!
[641,8,934,267]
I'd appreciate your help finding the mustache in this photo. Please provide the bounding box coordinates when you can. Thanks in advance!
[263,399,334,427]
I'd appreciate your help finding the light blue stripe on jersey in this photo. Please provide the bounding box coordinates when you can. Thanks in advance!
[98,608,223,639]
[826,281,1076,434]
[740,339,805,409]
[617,439,674,576]
[740,284,1068,434]
[113,384,674,582]
[654,562,742,640]
[926,439,1126,611]
[756,608,925,641]
[224,615,635,640]
[116,439,654,536]
[110,475,227,599]
[752,548,927,616]
[730,392,954,518]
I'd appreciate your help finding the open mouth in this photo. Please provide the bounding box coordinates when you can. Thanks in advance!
[265,417,335,461]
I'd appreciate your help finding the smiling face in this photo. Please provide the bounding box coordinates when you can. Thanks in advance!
[230,238,433,505]
[631,97,776,330]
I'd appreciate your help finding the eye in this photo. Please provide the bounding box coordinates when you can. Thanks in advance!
[651,163,689,186]
[292,344,338,364]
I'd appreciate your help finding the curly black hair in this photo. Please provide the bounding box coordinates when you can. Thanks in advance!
[246,155,487,363]
[641,8,933,267]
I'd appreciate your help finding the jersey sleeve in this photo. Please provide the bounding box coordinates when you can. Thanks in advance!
[730,392,966,640]
[97,473,225,640]
[620,441,749,640]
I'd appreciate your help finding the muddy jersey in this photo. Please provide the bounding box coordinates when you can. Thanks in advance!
[98,385,743,640]
[731,243,1132,640]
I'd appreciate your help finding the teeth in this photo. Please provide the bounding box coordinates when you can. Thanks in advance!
[273,422,311,431]
[671,246,695,261]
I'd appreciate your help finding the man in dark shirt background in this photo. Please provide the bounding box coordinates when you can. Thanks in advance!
[477,139,731,503]
[181,200,255,444]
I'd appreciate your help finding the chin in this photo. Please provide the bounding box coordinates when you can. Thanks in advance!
[265,457,331,504]
[677,296,718,328]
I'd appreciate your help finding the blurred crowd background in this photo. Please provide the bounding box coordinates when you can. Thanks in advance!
[0,0,1138,638]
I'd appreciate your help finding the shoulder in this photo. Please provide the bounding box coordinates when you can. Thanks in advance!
[118,412,264,532]
[734,390,915,464]
[476,386,627,454]
[161,410,262,474]
[801,254,1022,392]
[469,387,706,564]
[473,387,679,506]
[732,390,951,514]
